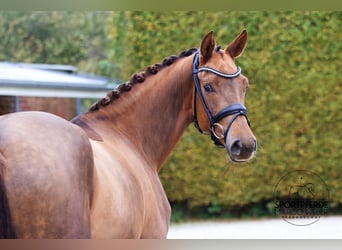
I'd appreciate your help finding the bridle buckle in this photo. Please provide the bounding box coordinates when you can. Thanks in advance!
[211,123,225,140]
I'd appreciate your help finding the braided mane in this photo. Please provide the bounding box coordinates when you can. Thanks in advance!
[89,48,198,111]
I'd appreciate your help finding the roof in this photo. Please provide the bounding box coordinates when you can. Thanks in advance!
[0,62,117,98]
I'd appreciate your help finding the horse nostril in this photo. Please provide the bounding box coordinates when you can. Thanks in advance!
[230,140,242,156]
[253,139,257,152]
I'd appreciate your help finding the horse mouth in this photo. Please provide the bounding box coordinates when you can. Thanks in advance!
[229,156,254,163]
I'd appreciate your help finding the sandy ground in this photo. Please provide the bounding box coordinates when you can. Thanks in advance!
[167,216,342,239]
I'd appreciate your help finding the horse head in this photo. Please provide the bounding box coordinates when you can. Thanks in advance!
[193,30,257,162]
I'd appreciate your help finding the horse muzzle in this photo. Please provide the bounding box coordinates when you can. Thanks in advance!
[210,104,257,162]
[226,136,257,162]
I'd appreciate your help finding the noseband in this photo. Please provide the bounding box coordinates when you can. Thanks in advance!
[192,50,251,147]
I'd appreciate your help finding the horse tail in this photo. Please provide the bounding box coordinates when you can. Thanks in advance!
[0,152,16,238]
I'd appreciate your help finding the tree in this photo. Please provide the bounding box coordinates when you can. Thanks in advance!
[0,11,113,76]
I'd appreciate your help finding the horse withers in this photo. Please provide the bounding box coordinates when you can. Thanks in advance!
[0,30,256,238]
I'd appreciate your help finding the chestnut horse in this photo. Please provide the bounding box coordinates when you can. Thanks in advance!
[0,30,256,238]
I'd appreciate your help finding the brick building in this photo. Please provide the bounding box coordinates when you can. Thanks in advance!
[0,62,114,120]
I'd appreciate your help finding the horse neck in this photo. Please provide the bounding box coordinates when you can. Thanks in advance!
[87,55,195,171]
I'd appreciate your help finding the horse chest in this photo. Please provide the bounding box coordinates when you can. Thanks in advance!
[89,143,170,238]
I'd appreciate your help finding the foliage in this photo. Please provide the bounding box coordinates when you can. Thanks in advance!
[107,11,342,213]
[0,11,113,76]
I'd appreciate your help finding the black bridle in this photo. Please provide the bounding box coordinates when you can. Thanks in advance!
[192,50,251,147]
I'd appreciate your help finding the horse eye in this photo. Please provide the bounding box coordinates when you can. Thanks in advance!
[204,84,214,93]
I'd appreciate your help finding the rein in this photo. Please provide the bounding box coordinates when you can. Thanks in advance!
[192,50,251,147]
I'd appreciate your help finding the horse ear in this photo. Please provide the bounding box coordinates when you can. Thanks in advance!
[225,29,248,59]
[200,31,216,63]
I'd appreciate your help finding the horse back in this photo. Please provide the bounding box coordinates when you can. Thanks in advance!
[0,111,94,238]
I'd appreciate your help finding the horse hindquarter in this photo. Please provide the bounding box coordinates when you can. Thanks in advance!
[0,112,94,238]
[0,151,16,238]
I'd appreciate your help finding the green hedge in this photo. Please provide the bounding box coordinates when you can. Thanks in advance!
[108,11,342,211]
